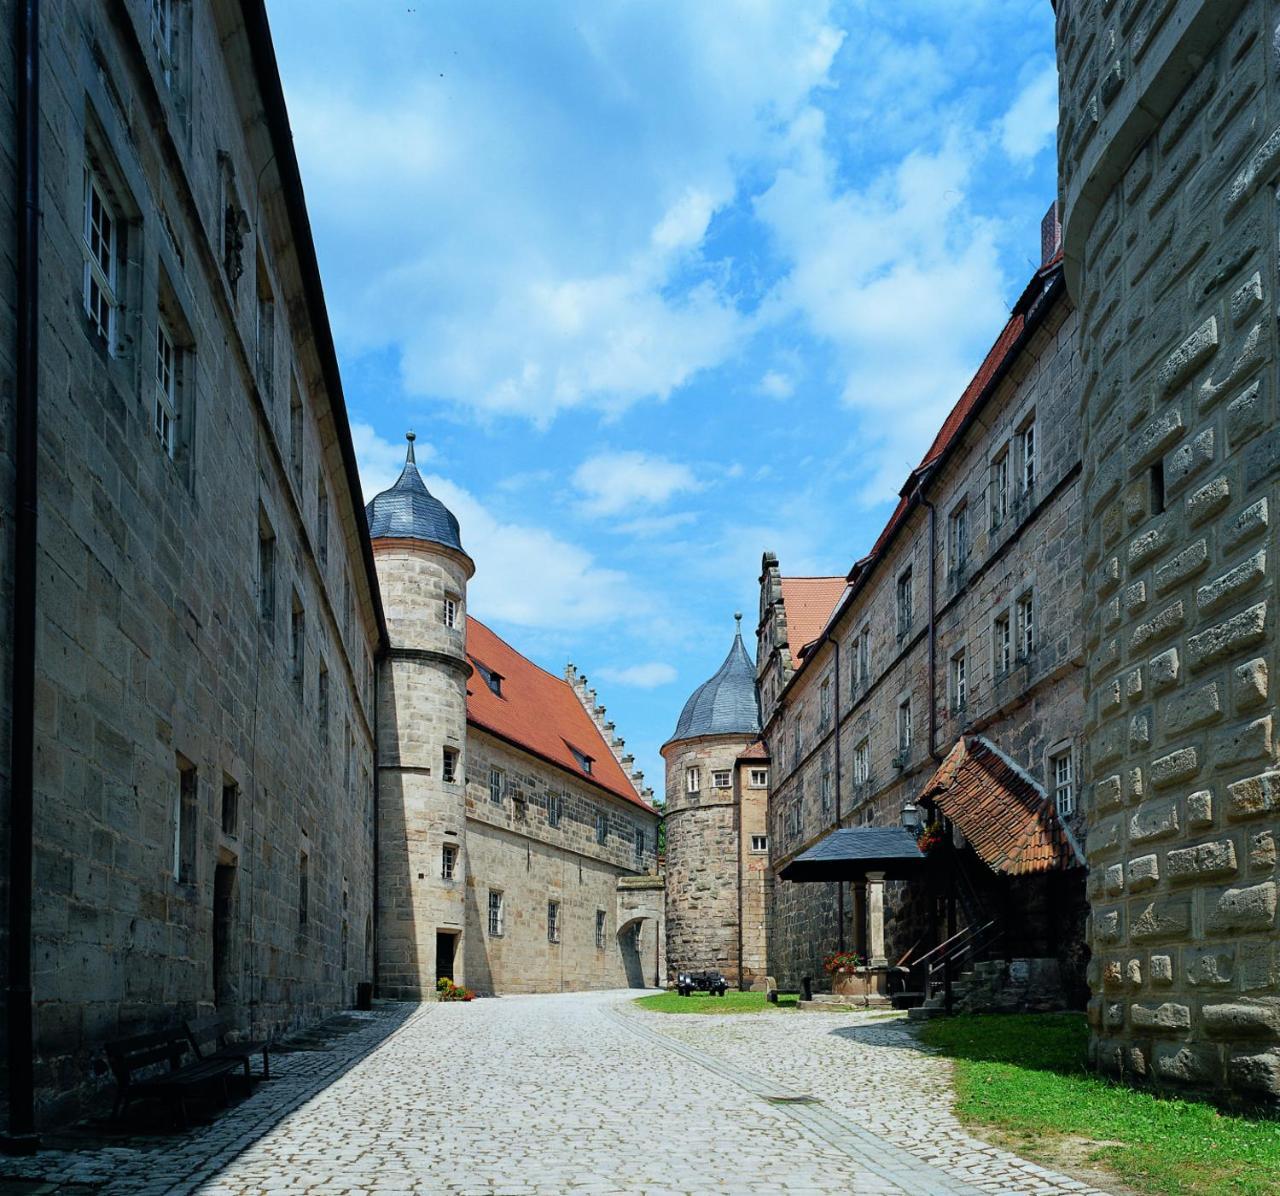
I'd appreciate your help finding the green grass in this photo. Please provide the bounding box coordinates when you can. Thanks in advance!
[633,990,799,1014]
[919,1014,1280,1195]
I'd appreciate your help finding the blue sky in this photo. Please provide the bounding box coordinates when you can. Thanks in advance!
[267,0,1060,797]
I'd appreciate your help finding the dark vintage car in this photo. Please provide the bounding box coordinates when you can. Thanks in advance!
[675,970,729,997]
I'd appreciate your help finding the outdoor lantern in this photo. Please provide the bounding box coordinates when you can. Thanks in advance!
[900,802,923,835]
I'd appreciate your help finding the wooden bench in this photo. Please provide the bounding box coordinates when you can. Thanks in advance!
[186,1014,272,1081]
[105,1028,242,1126]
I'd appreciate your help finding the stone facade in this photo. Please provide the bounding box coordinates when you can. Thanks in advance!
[0,0,383,1120]
[760,264,1088,992]
[1057,0,1280,1105]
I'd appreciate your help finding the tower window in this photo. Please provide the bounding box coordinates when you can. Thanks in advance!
[442,747,459,784]
[711,769,731,789]
[443,595,460,629]
[685,767,700,794]
[751,835,768,853]
[441,842,458,880]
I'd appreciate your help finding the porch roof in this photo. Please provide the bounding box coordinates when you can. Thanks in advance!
[778,827,928,883]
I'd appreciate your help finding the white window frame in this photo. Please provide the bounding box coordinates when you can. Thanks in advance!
[1021,420,1037,495]
[951,648,967,711]
[488,766,503,804]
[749,767,769,788]
[897,568,913,636]
[897,699,912,756]
[711,769,731,789]
[750,834,768,853]
[154,318,178,458]
[685,766,700,794]
[487,889,504,937]
[443,596,459,629]
[991,449,1010,527]
[441,841,458,880]
[442,747,458,784]
[853,739,869,785]
[994,612,1012,675]
[1017,591,1035,658]
[150,0,176,85]
[1052,749,1075,817]
[82,167,119,348]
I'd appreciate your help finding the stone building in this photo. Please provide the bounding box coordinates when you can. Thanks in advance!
[368,441,662,999]
[0,0,384,1123]
[662,619,771,989]
[1057,0,1280,1105]
[759,238,1089,995]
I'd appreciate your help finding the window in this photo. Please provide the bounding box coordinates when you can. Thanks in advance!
[441,841,458,880]
[258,512,276,631]
[793,724,802,764]
[1017,591,1035,658]
[820,769,832,814]
[154,319,178,457]
[595,909,607,949]
[442,747,459,784]
[751,834,768,853]
[857,627,870,687]
[487,889,504,936]
[1150,460,1165,514]
[82,168,120,348]
[994,612,1012,675]
[1052,750,1075,817]
[634,827,645,867]
[443,596,458,629]
[547,901,560,943]
[749,767,769,788]
[290,592,305,696]
[949,503,969,572]
[298,851,309,926]
[897,568,913,636]
[1021,421,1036,494]
[820,678,831,725]
[474,660,503,695]
[686,767,700,794]
[595,810,607,844]
[318,662,330,747]
[489,766,503,804]
[221,777,238,836]
[571,747,594,775]
[150,0,176,85]
[991,450,1010,527]
[897,699,912,758]
[853,739,870,786]
[951,648,967,711]
[789,801,802,841]
[256,254,275,404]
[548,793,563,828]
[289,383,303,491]
[711,769,731,789]
[175,756,197,882]
[316,478,329,569]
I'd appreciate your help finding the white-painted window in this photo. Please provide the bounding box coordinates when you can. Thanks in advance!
[897,568,913,636]
[547,900,560,943]
[897,699,912,757]
[441,842,458,880]
[951,648,967,711]
[634,827,645,867]
[853,739,869,786]
[751,834,768,853]
[820,677,831,725]
[82,168,119,347]
[749,767,769,788]
[949,502,968,571]
[712,769,731,789]
[686,767,700,794]
[442,747,458,784]
[154,319,178,457]
[1052,750,1075,817]
[443,596,459,629]
[150,0,176,85]
[487,889,504,936]
[1017,591,1035,658]
[820,770,832,814]
[548,793,563,828]
[489,766,503,804]
[1021,420,1037,494]
[994,613,1012,675]
[991,449,1010,527]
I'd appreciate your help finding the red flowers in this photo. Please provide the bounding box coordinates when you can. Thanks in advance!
[436,977,477,1002]
[822,950,866,975]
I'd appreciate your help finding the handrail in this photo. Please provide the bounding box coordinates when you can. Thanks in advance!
[913,918,996,970]
[927,923,1001,979]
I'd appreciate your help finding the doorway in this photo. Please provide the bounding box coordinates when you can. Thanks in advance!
[436,930,459,984]
[213,863,237,1007]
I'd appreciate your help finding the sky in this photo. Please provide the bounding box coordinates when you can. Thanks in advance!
[267,0,1061,799]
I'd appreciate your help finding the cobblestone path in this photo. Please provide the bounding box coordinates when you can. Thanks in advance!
[0,993,1116,1195]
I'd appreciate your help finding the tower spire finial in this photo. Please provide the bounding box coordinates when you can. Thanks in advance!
[734,611,743,633]
[405,430,416,465]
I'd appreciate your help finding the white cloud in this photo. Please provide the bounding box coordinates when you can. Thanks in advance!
[572,450,701,517]
[757,370,795,399]
[596,662,678,689]
[351,421,420,500]
[1000,60,1058,163]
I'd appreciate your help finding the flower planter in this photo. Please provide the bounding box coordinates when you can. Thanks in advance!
[831,969,873,999]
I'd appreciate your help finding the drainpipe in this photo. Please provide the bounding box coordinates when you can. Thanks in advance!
[5,0,40,1153]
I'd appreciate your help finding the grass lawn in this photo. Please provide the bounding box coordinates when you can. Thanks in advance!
[633,990,799,1014]
[919,1013,1280,1196]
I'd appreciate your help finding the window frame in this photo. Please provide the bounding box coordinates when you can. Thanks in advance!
[994,611,1012,675]
[442,747,459,784]
[948,502,969,573]
[547,900,561,943]
[82,166,120,349]
[1051,748,1075,818]
[595,810,608,845]
[488,766,504,805]
[153,317,178,458]
[711,768,731,789]
[1020,420,1037,495]
[441,841,458,880]
[750,834,769,853]
[1016,591,1035,659]
[897,567,913,637]
[853,739,870,786]
[950,647,967,712]
[487,888,504,937]
[748,767,769,788]
[991,448,1010,528]
[685,766,700,794]
[443,595,459,629]
[595,909,607,950]
[897,698,913,757]
[548,792,563,828]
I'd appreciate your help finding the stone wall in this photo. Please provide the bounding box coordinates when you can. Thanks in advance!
[1057,0,1280,1106]
[0,0,382,1120]
[661,734,759,985]
[762,288,1086,992]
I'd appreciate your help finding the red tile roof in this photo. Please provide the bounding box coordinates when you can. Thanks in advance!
[920,736,1077,876]
[778,577,847,663]
[465,618,654,814]
[737,740,770,761]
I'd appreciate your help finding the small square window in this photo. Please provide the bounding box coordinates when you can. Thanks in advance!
[749,768,769,788]
[711,769,731,789]
[750,834,768,853]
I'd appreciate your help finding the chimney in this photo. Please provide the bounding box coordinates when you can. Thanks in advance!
[1041,201,1062,266]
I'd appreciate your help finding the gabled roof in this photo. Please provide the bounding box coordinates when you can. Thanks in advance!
[465,619,654,814]
[778,577,847,664]
[737,740,770,762]
[921,736,1079,876]
[667,622,760,745]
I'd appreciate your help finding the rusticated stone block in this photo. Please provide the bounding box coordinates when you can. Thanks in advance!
[1207,882,1277,934]
[1130,1001,1191,1035]
[1129,797,1180,843]
[1163,682,1221,736]
[1211,716,1272,769]
[1185,790,1214,829]
[1223,497,1268,551]
[1166,839,1238,884]
[1149,749,1198,791]
[1130,899,1191,944]
[1154,540,1209,595]
[1127,854,1160,891]
[1228,1049,1280,1100]
[1186,602,1267,671]
[1249,831,1276,871]
[1202,999,1280,1038]
[1154,1042,1220,1085]
[1226,771,1280,821]
[1155,317,1218,395]
[1196,550,1266,615]
[1149,647,1180,692]
[1185,946,1234,987]
[1150,954,1173,985]
[1185,475,1230,525]
[1233,658,1268,710]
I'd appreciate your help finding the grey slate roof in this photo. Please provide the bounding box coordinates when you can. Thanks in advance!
[668,621,761,743]
[365,433,466,554]
[778,827,927,883]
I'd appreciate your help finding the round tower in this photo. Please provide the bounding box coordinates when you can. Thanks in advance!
[367,433,474,998]
[661,615,765,988]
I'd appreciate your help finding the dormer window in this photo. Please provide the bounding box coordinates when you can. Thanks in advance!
[474,659,503,697]
[570,746,594,775]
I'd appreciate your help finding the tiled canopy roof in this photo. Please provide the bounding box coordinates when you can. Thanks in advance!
[737,740,770,761]
[668,621,760,744]
[921,736,1078,876]
[465,618,654,814]
[779,577,847,664]
[365,433,466,555]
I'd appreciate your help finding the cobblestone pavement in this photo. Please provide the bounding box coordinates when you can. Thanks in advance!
[0,993,1116,1195]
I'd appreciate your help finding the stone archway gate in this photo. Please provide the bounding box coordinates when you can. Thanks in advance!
[616,875,665,988]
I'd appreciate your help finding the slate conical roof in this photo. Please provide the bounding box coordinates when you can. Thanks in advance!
[669,615,761,744]
[365,432,466,554]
